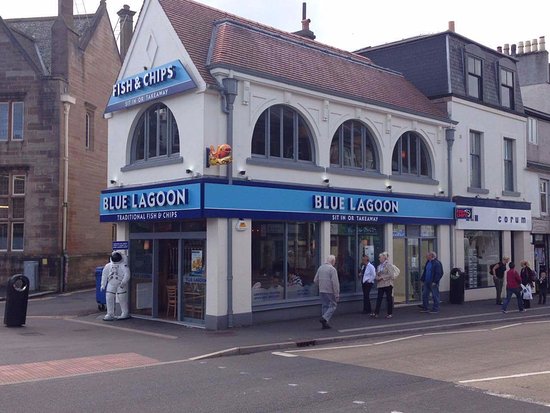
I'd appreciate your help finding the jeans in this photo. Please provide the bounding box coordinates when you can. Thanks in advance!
[320,292,337,322]
[494,277,504,304]
[374,286,393,316]
[502,287,524,312]
[422,281,440,311]
[362,282,374,313]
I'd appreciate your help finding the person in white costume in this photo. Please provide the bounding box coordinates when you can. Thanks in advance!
[100,251,131,321]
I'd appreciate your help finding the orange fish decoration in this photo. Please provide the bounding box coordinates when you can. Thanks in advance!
[208,144,232,166]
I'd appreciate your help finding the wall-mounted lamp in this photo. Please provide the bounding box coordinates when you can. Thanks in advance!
[386,184,392,192]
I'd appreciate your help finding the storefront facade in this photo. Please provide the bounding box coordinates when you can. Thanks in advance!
[102,0,456,329]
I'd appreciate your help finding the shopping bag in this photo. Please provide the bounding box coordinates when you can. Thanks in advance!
[522,284,533,300]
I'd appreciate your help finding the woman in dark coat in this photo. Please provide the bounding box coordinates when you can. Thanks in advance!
[520,260,536,308]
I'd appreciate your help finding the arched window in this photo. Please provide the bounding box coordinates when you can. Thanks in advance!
[251,105,314,162]
[131,103,179,163]
[330,120,378,171]
[391,131,431,177]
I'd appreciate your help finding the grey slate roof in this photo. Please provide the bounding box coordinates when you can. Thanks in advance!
[5,14,97,75]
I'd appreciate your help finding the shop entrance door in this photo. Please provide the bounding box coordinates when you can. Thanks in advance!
[182,239,206,322]
[157,239,179,320]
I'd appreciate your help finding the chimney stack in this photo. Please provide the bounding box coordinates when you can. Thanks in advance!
[532,38,538,52]
[540,36,546,51]
[51,0,76,79]
[58,0,74,27]
[525,40,531,53]
[292,2,316,40]
[448,21,455,32]
[497,46,502,53]
[518,41,524,54]
[511,44,517,56]
[504,43,510,55]
[117,5,136,61]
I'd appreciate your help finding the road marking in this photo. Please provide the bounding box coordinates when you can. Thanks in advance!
[482,391,550,408]
[272,352,298,357]
[288,383,298,387]
[424,329,488,335]
[318,391,328,394]
[458,370,550,384]
[287,334,421,354]
[188,347,239,361]
[353,400,366,404]
[491,323,522,330]
[373,335,423,345]
[64,318,178,339]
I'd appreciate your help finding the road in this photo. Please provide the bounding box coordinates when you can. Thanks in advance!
[1,311,549,412]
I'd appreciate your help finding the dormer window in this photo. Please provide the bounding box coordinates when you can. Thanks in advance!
[467,56,482,99]
[500,69,514,109]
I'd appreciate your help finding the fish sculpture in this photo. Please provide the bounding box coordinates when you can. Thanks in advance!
[208,144,232,166]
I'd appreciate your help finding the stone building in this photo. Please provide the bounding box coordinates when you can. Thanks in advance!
[0,0,131,291]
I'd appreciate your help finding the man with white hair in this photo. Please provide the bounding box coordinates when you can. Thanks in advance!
[314,254,340,329]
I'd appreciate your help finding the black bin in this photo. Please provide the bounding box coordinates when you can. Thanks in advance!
[4,274,30,327]
[449,268,465,304]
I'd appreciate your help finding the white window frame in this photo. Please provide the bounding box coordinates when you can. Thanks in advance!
[12,175,25,195]
[528,117,538,145]
[541,179,549,215]
[503,138,515,192]
[469,130,482,188]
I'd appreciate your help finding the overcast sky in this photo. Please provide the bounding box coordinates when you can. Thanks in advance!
[2,0,549,53]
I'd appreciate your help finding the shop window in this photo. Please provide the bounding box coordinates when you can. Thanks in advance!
[251,105,314,163]
[330,120,378,171]
[464,230,501,289]
[0,173,25,251]
[330,223,384,294]
[251,221,320,304]
[130,103,180,163]
[0,101,24,141]
[391,131,431,177]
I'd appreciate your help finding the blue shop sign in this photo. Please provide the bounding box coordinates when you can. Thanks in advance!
[203,183,455,224]
[105,60,196,113]
[99,183,201,222]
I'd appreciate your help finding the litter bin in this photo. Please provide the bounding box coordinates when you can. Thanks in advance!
[449,267,465,304]
[95,266,106,311]
[4,274,30,327]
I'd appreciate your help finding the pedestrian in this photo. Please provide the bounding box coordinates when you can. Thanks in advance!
[491,256,510,305]
[501,262,524,313]
[358,254,376,315]
[314,254,340,329]
[519,260,536,308]
[373,251,399,319]
[419,251,444,313]
[538,270,548,305]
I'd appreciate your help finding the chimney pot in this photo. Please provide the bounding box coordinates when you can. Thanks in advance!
[497,46,502,53]
[448,21,455,32]
[511,44,517,56]
[532,38,538,52]
[525,40,531,53]
[540,36,546,51]
[518,41,524,54]
[117,5,136,61]
[504,43,510,55]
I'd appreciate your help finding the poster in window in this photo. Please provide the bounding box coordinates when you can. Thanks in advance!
[191,249,203,275]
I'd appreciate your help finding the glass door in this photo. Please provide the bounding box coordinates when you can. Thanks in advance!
[407,238,421,302]
[157,239,179,319]
[129,239,153,316]
[182,239,206,322]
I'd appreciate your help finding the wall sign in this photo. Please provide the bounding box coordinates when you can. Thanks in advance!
[105,60,196,113]
[455,205,531,231]
[455,207,473,219]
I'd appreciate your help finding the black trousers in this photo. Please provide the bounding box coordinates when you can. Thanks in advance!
[374,286,393,316]
[362,282,374,313]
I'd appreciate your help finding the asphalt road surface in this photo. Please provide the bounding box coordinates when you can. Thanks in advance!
[2,318,550,412]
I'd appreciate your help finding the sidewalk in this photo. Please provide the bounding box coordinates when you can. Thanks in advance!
[5,289,547,360]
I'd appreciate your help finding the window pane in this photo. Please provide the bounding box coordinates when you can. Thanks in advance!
[269,108,281,157]
[419,140,429,176]
[365,134,376,170]
[12,198,24,219]
[85,113,91,148]
[330,223,358,294]
[286,222,319,299]
[148,107,158,158]
[464,230,500,289]
[541,180,548,214]
[134,117,145,161]
[410,135,418,174]
[297,118,312,161]
[501,86,511,108]
[251,112,266,156]
[468,75,479,98]
[467,57,475,73]
[13,176,25,195]
[343,123,352,166]
[12,102,24,140]
[0,174,8,195]
[251,221,285,304]
[171,115,180,155]
[0,199,7,219]
[391,142,400,172]
[282,107,294,159]
[0,103,8,141]
[0,224,7,250]
[158,107,168,156]
[352,122,362,168]
[12,222,24,250]
[330,135,340,165]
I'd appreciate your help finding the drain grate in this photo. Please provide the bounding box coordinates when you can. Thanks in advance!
[296,340,316,347]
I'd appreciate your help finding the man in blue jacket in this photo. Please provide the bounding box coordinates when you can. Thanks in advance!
[419,251,443,313]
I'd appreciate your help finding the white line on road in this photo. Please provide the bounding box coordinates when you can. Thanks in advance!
[458,370,550,384]
[272,352,298,357]
[424,329,488,335]
[491,323,523,330]
[287,334,422,354]
[373,335,423,345]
